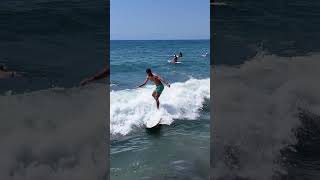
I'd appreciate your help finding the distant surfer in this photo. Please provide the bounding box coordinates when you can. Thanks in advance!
[137,68,170,109]
[80,67,109,86]
[202,52,208,57]
[171,54,178,63]
[179,52,183,57]
[0,65,20,79]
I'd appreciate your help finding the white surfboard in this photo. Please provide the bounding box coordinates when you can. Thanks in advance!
[145,118,161,128]
[145,110,162,128]
[167,60,182,64]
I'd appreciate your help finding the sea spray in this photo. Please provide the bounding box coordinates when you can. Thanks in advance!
[212,53,320,179]
[0,84,108,180]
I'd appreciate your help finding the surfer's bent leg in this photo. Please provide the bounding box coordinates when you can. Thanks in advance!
[152,91,158,109]
[152,91,156,99]
[154,85,164,109]
[155,93,160,109]
[152,91,160,109]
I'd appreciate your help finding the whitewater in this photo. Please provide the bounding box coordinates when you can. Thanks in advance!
[110,78,210,136]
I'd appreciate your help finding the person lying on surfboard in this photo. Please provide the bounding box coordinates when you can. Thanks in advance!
[80,67,109,86]
[137,68,170,109]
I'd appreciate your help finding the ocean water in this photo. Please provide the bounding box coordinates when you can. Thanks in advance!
[110,40,210,179]
[0,0,107,94]
[0,0,108,179]
[212,1,320,180]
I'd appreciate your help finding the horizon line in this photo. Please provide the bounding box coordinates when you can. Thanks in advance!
[110,38,210,41]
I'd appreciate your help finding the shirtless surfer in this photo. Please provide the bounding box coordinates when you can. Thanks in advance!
[137,68,170,109]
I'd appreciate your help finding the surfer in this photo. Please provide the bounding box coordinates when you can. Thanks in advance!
[137,68,170,109]
[202,52,208,57]
[172,54,178,63]
[80,67,109,86]
[179,52,183,57]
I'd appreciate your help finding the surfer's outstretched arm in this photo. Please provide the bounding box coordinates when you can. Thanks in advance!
[138,78,149,88]
[80,67,109,86]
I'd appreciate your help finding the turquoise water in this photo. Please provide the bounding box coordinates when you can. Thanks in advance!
[110,40,210,179]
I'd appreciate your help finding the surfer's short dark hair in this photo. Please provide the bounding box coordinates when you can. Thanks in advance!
[146,68,152,73]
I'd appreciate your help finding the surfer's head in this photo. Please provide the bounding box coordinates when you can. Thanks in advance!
[146,68,152,76]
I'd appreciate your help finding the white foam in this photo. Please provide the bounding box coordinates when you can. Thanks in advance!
[212,52,320,179]
[111,78,210,136]
[0,84,108,180]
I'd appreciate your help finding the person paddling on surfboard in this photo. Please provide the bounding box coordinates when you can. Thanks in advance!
[137,68,170,109]
[80,67,109,86]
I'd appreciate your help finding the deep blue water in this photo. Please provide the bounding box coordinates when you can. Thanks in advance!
[212,0,320,65]
[0,0,106,93]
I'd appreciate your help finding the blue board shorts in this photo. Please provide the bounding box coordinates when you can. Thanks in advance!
[155,84,164,94]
